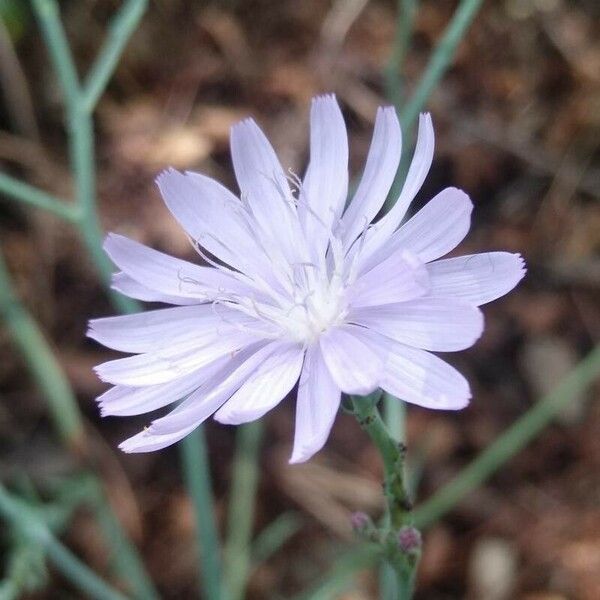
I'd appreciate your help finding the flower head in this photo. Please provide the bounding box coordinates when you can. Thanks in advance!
[89,94,525,462]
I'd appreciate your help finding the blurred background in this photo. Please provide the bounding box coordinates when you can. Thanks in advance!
[0,0,599,598]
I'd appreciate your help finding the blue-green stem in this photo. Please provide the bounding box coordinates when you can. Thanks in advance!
[31,0,138,315]
[180,427,223,600]
[385,0,485,211]
[250,511,302,567]
[0,3,159,598]
[414,343,600,528]
[223,421,264,600]
[82,0,148,112]
[0,483,127,600]
[399,0,485,133]
[0,249,84,448]
[86,478,159,600]
[350,394,415,596]
[384,0,418,109]
[381,393,407,598]
[306,343,600,595]
[0,172,79,221]
[30,3,224,597]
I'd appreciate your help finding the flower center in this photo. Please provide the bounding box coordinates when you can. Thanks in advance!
[282,284,348,344]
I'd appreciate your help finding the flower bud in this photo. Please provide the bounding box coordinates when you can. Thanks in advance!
[397,526,422,554]
[350,511,373,535]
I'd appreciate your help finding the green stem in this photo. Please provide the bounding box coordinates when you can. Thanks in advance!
[87,479,159,600]
[223,421,263,600]
[351,395,410,529]
[69,107,137,314]
[0,172,80,221]
[30,0,81,110]
[0,250,84,448]
[31,0,138,315]
[385,0,485,212]
[384,0,418,109]
[293,545,380,600]
[350,394,416,596]
[0,483,127,600]
[414,343,600,528]
[82,0,148,113]
[400,0,484,132]
[180,428,223,600]
[380,394,406,598]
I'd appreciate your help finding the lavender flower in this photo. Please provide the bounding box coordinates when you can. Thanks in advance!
[89,94,525,462]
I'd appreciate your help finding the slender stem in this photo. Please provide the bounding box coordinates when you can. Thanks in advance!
[20,5,158,598]
[414,343,600,528]
[88,480,159,600]
[351,395,411,529]
[0,172,80,221]
[384,0,418,109]
[30,0,81,109]
[385,0,485,212]
[250,511,301,567]
[69,108,137,313]
[31,0,138,315]
[400,0,484,132]
[223,421,263,600]
[292,545,380,600]
[380,393,406,598]
[180,428,223,600]
[0,484,127,600]
[82,0,148,113]
[0,250,84,449]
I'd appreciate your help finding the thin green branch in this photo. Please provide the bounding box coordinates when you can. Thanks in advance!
[31,0,139,314]
[413,343,600,528]
[87,479,159,600]
[30,0,81,109]
[250,511,301,567]
[351,395,411,529]
[180,428,223,600]
[380,393,406,598]
[385,0,485,212]
[0,250,84,448]
[400,0,484,132]
[82,0,148,112]
[384,0,418,109]
[309,344,600,593]
[0,172,79,222]
[0,484,127,600]
[293,545,380,600]
[223,421,263,600]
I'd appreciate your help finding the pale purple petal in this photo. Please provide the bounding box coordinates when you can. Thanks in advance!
[363,187,473,273]
[148,341,284,435]
[381,340,471,410]
[354,113,435,265]
[213,343,304,425]
[120,424,198,453]
[348,298,484,352]
[88,305,267,354]
[230,119,301,262]
[111,272,201,305]
[104,233,256,301]
[98,356,230,417]
[156,169,274,278]
[348,250,429,309]
[94,328,261,386]
[319,325,385,394]
[300,94,348,253]
[427,252,526,306]
[341,106,401,249]
[290,344,341,464]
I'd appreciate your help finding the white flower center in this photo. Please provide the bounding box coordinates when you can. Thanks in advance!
[279,277,348,344]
